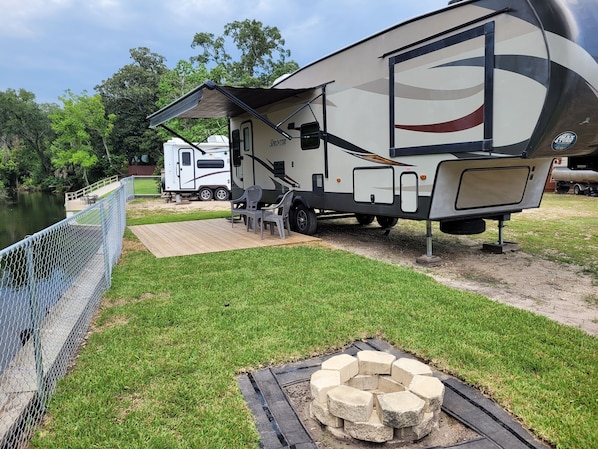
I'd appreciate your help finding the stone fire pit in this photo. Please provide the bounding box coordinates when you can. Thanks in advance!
[309,351,445,444]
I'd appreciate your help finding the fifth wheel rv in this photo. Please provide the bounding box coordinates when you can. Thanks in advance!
[149,0,598,253]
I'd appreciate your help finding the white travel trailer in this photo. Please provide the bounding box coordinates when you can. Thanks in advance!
[149,0,598,254]
[161,135,231,201]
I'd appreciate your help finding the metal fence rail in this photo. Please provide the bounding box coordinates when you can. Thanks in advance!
[0,177,134,448]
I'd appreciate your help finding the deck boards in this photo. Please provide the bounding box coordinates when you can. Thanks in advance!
[129,218,320,258]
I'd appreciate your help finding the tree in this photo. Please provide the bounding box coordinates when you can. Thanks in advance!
[96,47,167,170]
[191,19,299,87]
[0,89,56,189]
[50,91,115,187]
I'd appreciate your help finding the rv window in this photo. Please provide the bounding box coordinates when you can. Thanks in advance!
[181,151,192,166]
[232,129,241,166]
[243,127,251,151]
[301,122,321,150]
[197,159,225,169]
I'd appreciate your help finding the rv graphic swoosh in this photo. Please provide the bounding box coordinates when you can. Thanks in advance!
[438,55,549,86]
[394,82,484,101]
[395,104,484,133]
[356,79,484,101]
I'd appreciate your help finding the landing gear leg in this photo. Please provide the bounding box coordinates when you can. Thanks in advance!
[482,215,520,254]
[416,220,442,266]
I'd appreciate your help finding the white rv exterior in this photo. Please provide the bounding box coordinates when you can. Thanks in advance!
[149,0,598,237]
[162,135,231,201]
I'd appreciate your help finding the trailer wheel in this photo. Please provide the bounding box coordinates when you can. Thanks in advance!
[199,187,213,201]
[214,187,230,201]
[555,183,570,194]
[293,204,318,235]
[355,214,375,225]
[573,184,584,195]
[376,216,398,228]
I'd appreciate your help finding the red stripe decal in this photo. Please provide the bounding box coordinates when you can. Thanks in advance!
[395,104,484,133]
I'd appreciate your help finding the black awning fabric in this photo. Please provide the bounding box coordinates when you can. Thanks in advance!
[147,81,313,128]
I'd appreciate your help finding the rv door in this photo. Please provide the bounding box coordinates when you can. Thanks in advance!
[178,149,196,190]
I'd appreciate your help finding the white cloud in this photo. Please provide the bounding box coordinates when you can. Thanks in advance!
[0,0,73,38]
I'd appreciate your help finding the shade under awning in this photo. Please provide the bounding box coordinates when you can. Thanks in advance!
[147,80,314,129]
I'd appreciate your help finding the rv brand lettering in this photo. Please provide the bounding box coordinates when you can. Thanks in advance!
[552,132,577,151]
[270,139,287,148]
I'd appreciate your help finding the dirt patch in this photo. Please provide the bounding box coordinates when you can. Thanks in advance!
[128,197,230,214]
[284,380,479,449]
[315,218,598,336]
[127,198,598,336]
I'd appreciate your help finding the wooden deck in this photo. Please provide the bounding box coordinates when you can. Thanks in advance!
[129,218,320,258]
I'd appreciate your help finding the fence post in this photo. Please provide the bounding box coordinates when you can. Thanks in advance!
[100,204,111,289]
[25,239,45,397]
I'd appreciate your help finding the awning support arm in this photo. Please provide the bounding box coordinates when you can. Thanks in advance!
[205,81,293,140]
[159,124,206,155]
[275,81,334,129]
[276,92,323,128]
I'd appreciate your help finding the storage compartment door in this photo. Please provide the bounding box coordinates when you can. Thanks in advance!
[400,172,418,213]
[353,167,394,204]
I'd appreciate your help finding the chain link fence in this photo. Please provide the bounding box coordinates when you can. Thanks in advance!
[0,177,134,448]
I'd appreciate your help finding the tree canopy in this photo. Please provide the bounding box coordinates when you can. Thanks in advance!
[191,19,299,87]
[50,91,116,188]
[0,19,299,194]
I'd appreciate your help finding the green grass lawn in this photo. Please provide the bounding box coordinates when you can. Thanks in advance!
[31,195,597,449]
[133,176,161,195]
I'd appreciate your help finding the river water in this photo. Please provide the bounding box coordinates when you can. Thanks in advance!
[0,192,66,250]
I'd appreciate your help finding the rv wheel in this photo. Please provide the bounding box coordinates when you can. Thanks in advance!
[376,216,398,228]
[355,214,375,225]
[199,187,213,201]
[555,183,570,194]
[214,187,230,201]
[293,204,318,235]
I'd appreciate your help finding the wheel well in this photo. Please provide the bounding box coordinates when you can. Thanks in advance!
[291,194,311,211]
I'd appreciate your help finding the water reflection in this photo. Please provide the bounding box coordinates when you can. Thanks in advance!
[0,192,66,250]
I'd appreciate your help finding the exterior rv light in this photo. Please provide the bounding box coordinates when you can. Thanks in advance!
[420,174,427,180]
[336,177,341,183]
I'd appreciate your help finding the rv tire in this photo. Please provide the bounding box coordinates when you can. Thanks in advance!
[376,216,398,228]
[555,183,570,194]
[355,214,375,225]
[214,187,230,201]
[292,204,318,235]
[199,187,213,201]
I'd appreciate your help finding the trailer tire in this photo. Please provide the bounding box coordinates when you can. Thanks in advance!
[214,187,230,201]
[376,216,398,228]
[573,184,584,195]
[355,214,375,225]
[292,204,318,235]
[199,187,213,201]
[555,183,570,194]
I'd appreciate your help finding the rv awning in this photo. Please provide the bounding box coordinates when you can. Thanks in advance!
[147,81,314,137]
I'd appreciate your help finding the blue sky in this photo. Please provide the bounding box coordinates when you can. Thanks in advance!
[1,0,449,104]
